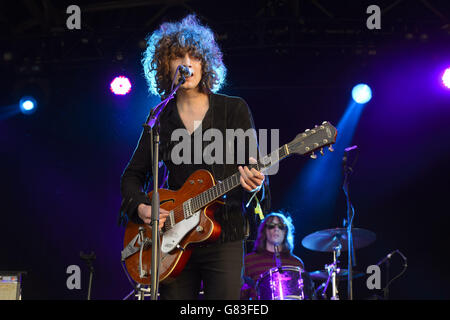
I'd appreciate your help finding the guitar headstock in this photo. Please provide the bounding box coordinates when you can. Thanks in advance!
[287,121,337,159]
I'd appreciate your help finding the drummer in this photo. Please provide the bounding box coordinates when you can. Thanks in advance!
[240,212,305,300]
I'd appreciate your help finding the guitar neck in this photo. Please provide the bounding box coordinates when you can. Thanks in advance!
[190,144,290,212]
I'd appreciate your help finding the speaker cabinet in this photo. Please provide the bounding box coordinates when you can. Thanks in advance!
[0,272,25,300]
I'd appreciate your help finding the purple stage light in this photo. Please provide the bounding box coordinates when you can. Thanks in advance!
[110,76,132,95]
[442,67,450,89]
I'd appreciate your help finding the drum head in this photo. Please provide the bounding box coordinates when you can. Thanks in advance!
[256,265,314,300]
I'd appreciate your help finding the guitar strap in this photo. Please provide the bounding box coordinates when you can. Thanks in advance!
[209,94,262,240]
[210,93,228,182]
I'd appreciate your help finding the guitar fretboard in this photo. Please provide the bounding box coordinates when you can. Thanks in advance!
[189,144,290,213]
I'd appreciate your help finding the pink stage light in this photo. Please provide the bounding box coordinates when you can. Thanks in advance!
[442,67,450,89]
[110,76,132,95]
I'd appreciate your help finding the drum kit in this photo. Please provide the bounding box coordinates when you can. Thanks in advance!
[252,227,376,300]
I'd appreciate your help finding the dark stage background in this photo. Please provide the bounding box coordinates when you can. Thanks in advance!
[1,0,450,300]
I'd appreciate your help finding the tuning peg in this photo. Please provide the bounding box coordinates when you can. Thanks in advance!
[320,148,324,156]
[310,152,317,159]
[328,146,334,152]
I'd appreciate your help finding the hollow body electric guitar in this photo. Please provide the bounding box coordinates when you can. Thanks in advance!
[122,122,337,285]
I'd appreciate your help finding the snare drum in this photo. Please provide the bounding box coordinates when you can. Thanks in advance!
[256,265,311,300]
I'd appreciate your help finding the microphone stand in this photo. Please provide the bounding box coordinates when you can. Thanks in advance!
[274,245,282,271]
[384,259,390,300]
[376,250,408,300]
[144,69,186,300]
[342,150,356,300]
[80,251,96,300]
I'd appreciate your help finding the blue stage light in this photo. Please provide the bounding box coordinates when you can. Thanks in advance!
[351,84,372,104]
[19,97,37,114]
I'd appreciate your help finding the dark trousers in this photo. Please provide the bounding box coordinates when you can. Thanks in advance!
[159,240,244,300]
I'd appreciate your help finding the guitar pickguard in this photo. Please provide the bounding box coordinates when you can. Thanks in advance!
[161,210,200,253]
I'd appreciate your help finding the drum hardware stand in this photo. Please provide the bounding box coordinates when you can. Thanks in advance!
[314,282,327,300]
[321,244,341,300]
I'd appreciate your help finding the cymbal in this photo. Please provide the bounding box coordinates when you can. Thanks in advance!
[308,269,365,281]
[301,228,376,252]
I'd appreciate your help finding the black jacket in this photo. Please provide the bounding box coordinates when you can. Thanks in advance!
[119,93,270,243]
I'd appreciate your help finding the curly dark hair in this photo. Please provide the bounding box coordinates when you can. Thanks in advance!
[141,14,227,97]
[253,212,296,254]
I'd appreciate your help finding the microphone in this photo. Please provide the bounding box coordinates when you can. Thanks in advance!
[376,250,396,266]
[342,145,358,169]
[396,250,408,267]
[274,244,280,254]
[344,145,358,153]
[178,65,192,77]
[274,244,283,271]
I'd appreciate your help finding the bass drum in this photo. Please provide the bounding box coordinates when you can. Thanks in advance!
[256,265,314,300]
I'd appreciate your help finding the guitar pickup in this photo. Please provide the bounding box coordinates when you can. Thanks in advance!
[169,210,175,228]
[183,199,193,219]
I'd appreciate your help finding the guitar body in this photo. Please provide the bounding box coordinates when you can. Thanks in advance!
[123,169,222,285]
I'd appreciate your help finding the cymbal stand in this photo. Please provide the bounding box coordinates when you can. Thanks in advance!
[321,244,341,300]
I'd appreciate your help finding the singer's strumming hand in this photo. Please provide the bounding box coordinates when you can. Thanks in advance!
[137,204,169,230]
